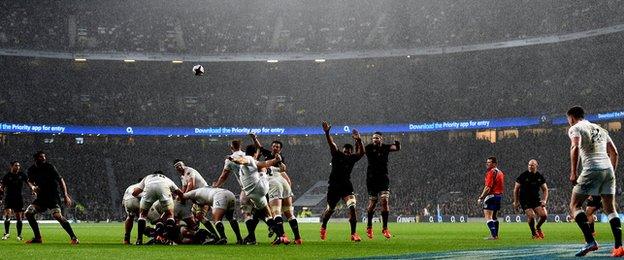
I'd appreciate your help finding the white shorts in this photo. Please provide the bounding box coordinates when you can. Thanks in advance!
[268,177,293,200]
[212,190,236,212]
[123,198,140,217]
[140,183,174,211]
[573,168,616,196]
[244,178,269,210]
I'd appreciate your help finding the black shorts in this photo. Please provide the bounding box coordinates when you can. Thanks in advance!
[31,197,61,212]
[520,199,542,211]
[587,195,602,209]
[367,185,390,197]
[327,183,354,207]
[3,196,24,212]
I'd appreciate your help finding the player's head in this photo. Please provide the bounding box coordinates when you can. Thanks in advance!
[10,161,20,173]
[528,159,538,173]
[33,151,46,164]
[486,156,497,169]
[342,144,354,155]
[566,106,585,126]
[271,140,283,154]
[372,131,383,145]
[173,159,185,174]
[153,170,164,175]
[231,140,241,152]
[245,144,258,157]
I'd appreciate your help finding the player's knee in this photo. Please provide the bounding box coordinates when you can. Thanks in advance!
[25,205,37,216]
[282,206,294,218]
[346,197,357,209]
[380,191,390,200]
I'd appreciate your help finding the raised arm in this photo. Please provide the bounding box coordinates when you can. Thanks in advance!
[322,121,338,153]
[390,140,401,152]
[352,129,365,158]
[249,132,263,149]
[257,153,282,169]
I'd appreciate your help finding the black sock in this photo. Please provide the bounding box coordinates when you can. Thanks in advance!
[487,221,496,237]
[137,219,146,242]
[610,217,622,248]
[274,216,285,237]
[321,209,333,229]
[26,214,41,239]
[381,211,389,229]
[367,211,374,228]
[4,219,9,234]
[215,221,227,240]
[266,218,276,237]
[60,219,77,239]
[575,212,595,243]
[229,219,243,241]
[494,220,499,237]
[165,219,177,241]
[16,220,22,236]
[528,218,536,235]
[349,206,357,235]
[589,222,595,234]
[245,219,257,240]
[289,218,301,240]
[202,219,219,238]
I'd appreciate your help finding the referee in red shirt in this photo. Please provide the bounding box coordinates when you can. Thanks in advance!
[477,157,505,240]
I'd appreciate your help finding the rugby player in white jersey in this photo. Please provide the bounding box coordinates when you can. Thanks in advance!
[173,160,215,236]
[213,143,286,245]
[132,171,184,245]
[122,179,142,244]
[249,133,301,244]
[566,106,622,257]
[183,186,243,244]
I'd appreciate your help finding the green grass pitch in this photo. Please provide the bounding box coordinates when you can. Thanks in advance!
[0,222,616,259]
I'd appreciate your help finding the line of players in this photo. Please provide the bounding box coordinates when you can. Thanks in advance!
[121,122,401,245]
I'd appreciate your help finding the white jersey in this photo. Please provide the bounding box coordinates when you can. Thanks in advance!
[226,155,264,194]
[123,183,141,201]
[138,173,179,194]
[184,187,224,206]
[223,150,246,188]
[180,166,208,190]
[568,120,614,170]
[268,166,283,179]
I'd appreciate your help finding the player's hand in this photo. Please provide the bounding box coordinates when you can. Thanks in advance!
[477,198,483,205]
[274,153,282,163]
[569,173,578,185]
[322,121,331,133]
[351,129,361,140]
[64,195,73,207]
[540,200,547,207]
[248,132,257,139]
[32,186,39,195]
[212,181,219,188]
[512,201,519,210]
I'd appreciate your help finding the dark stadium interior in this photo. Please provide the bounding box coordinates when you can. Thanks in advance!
[1,0,623,223]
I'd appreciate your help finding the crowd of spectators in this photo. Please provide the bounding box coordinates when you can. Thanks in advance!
[1,0,623,53]
[0,126,622,220]
[1,33,623,128]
